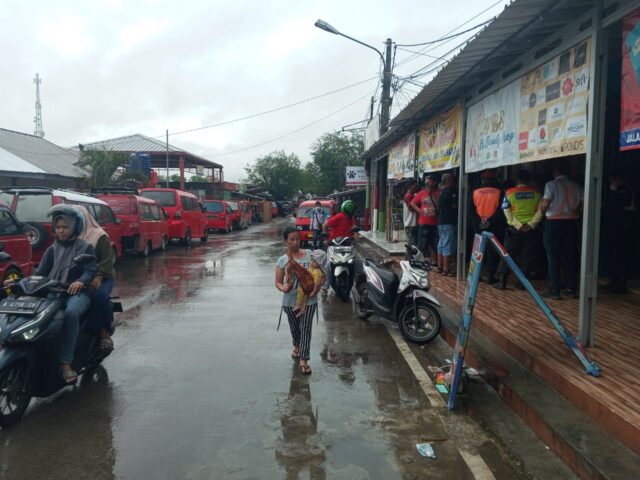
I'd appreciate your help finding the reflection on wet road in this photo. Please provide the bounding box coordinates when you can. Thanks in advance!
[1,219,502,479]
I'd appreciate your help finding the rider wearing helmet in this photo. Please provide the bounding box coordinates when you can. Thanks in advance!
[36,205,97,384]
[322,200,358,241]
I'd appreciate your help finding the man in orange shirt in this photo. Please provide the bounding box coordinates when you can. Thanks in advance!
[472,169,504,284]
[411,174,440,265]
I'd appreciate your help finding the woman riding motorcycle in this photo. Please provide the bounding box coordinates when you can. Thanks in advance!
[36,205,97,384]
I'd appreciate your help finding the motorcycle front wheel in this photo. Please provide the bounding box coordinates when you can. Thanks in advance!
[354,282,372,320]
[0,361,33,427]
[335,273,352,302]
[398,299,441,344]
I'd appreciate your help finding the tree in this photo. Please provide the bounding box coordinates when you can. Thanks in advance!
[309,132,364,195]
[245,150,304,200]
[75,149,131,187]
[189,175,209,182]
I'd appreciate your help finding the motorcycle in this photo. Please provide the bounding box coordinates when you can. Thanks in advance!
[0,252,121,427]
[352,244,442,344]
[327,231,358,301]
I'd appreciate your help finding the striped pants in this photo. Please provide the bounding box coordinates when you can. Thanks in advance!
[283,304,317,361]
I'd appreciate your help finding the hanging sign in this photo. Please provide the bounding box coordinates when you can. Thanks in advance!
[465,80,520,172]
[519,39,591,161]
[620,9,640,151]
[387,133,416,179]
[466,39,592,173]
[345,166,367,186]
[417,103,462,173]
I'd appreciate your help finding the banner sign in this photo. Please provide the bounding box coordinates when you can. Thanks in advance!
[364,116,380,150]
[466,80,520,172]
[346,166,367,186]
[466,39,591,172]
[417,103,462,173]
[519,39,591,162]
[620,9,640,151]
[387,133,416,179]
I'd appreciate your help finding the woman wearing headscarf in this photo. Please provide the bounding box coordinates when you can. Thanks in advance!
[36,205,97,384]
[76,205,115,352]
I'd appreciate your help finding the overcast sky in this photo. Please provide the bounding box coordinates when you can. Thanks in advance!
[1,0,510,182]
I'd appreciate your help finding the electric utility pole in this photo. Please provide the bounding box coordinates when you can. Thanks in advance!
[380,38,393,136]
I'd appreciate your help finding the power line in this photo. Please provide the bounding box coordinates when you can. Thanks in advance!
[207,91,373,159]
[155,76,378,138]
[396,18,494,48]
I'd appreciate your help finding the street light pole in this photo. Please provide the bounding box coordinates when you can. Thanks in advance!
[315,19,393,136]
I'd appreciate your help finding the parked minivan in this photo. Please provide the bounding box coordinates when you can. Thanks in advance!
[0,201,32,291]
[0,187,123,265]
[139,188,208,246]
[95,190,169,256]
[295,198,338,247]
[225,201,243,230]
[202,199,233,233]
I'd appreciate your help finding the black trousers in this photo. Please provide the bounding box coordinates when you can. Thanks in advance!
[543,219,578,292]
[497,227,537,281]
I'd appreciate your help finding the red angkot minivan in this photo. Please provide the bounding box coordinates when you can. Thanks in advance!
[0,201,32,290]
[95,191,169,256]
[0,187,122,265]
[139,188,208,246]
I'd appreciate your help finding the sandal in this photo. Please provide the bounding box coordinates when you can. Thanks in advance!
[299,364,312,375]
[62,368,78,385]
[100,337,114,351]
[291,348,300,359]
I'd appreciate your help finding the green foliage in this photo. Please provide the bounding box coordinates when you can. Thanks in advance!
[75,149,132,187]
[189,175,209,182]
[245,150,303,200]
[170,174,182,182]
[309,132,364,195]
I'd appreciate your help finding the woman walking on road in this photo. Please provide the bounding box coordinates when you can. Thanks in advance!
[275,227,319,375]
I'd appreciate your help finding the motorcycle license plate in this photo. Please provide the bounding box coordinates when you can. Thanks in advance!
[0,298,41,315]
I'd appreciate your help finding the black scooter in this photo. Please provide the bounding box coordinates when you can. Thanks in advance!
[0,253,120,427]
[352,245,441,344]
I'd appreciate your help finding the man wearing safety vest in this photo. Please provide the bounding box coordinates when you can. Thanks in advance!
[472,169,505,283]
[538,160,583,299]
[494,170,541,290]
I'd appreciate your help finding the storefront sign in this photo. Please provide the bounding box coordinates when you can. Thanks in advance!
[620,9,640,151]
[466,39,592,172]
[387,133,416,179]
[417,103,462,173]
[364,116,380,150]
[466,80,520,172]
[519,39,591,161]
[345,166,367,186]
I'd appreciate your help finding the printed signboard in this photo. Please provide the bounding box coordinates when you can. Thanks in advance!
[620,9,640,151]
[387,133,416,180]
[417,103,462,173]
[346,166,367,186]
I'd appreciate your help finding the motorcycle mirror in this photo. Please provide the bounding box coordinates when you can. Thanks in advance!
[73,254,96,264]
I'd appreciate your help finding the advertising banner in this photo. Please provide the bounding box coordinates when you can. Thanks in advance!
[519,39,591,161]
[465,80,520,172]
[387,133,416,179]
[620,9,640,151]
[345,166,367,186]
[417,103,462,173]
[466,39,592,173]
[364,115,380,150]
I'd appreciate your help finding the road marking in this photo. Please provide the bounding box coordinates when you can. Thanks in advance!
[384,321,496,480]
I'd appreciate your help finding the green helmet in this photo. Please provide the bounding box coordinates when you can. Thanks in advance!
[341,200,356,215]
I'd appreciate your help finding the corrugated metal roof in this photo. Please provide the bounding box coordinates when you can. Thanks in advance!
[79,133,223,169]
[365,0,596,159]
[0,128,86,178]
[0,146,45,174]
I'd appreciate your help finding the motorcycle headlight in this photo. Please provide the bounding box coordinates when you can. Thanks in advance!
[9,304,55,341]
[348,258,354,264]
[22,327,39,340]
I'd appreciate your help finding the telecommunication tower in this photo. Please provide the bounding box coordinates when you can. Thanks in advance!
[33,73,44,138]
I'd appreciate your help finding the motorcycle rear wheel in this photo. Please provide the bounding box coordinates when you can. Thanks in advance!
[0,361,32,427]
[398,299,441,344]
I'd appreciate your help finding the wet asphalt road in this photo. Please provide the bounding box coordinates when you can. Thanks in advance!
[0,218,527,480]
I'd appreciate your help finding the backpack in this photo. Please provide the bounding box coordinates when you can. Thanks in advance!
[287,253,315,295]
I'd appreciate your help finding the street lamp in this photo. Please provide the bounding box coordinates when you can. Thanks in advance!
[315,19,393,135]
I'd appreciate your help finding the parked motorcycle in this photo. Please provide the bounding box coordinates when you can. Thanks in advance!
[327,232,358,301]
[352,244,441,344]
[0,252,121,427]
